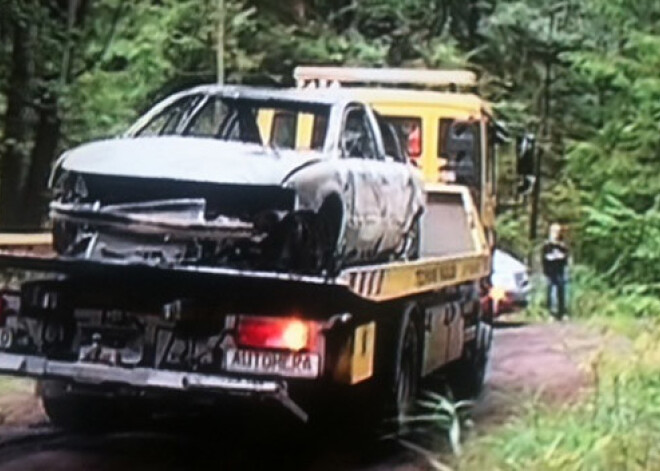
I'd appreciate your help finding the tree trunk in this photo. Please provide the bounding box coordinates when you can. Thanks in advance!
[467,0,481,49]
[0,22,34,230]
[290,0,306,22]
[21,92,60,228]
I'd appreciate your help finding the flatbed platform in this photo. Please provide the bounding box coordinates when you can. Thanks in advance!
[0,249,489,302]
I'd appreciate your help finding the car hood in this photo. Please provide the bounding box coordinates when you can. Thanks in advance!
[59,136,323,185]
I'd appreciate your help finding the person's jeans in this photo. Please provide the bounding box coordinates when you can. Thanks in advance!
[546,273,566,318]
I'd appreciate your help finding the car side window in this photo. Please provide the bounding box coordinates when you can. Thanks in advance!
[136,95,200,137]
[377,118,406,163]
[341,107,378,160]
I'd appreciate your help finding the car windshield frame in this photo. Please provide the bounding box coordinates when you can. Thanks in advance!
[131,93,333,149]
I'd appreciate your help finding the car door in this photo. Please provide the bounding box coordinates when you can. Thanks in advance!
[361,107,409,255]
[370,112,418,250]
[339,105,388,259]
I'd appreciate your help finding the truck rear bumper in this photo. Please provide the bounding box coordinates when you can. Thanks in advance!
[0,352,309,421]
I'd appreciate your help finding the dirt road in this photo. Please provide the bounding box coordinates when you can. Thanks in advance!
[0,321,604,470]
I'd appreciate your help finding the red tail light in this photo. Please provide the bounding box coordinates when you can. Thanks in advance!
[236,316,319,352]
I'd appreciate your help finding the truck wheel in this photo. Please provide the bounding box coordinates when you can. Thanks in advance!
[381,306,421,423]
[39,380,141,431]
[446,320,493,399]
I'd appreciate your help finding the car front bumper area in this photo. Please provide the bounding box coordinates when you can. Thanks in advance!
[0,352,309,421]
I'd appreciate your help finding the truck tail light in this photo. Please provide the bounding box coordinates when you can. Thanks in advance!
[236,316,319,352]
[489,286,507,304]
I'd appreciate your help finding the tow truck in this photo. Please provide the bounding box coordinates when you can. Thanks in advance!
[0,69,505,430]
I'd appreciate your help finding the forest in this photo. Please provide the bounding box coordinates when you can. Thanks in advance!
[1,0,660,298]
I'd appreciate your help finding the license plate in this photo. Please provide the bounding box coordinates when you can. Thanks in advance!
[225,348,320,378]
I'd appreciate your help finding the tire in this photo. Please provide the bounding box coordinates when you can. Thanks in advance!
[338,308,420,436]
[380,306,421,424]
[278,212,320,273]
[315,197,343,276]
[39,380,144,431]
[446,320,493,399]
[273,197,343,275]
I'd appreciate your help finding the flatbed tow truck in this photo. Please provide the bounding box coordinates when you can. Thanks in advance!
[0,70,498,430]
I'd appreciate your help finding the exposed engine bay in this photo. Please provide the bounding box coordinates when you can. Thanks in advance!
[51,173,300,269]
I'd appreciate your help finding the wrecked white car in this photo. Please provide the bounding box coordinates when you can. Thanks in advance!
[49,86,424,274]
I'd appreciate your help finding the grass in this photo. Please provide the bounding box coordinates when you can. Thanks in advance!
[456,315,660,470]
[394,266,660,470]
[0,377,34,396]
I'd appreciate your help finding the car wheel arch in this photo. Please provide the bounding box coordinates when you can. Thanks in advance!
[317,192,346,251]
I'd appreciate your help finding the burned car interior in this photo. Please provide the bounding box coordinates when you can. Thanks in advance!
[134,94,330,148]
[49,86,424,275]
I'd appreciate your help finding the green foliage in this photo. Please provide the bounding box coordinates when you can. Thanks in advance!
[569,266,660,320]
[460,320,660,470]
[562,26,660,289]
[389,390,474,470]
[495,211,531,260]
[0,0,658,285]
[484,0,660,290]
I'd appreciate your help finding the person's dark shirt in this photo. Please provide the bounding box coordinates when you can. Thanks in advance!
[542,240,568,277]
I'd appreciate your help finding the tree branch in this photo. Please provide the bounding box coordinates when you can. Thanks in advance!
[72,0,127,79]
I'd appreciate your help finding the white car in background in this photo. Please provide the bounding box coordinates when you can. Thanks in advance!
[491,249,530,315]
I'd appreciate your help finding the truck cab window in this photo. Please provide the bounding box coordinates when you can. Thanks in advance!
[270,111,297,149]
[377,118,406,163]
[439,119,481,188]
[382,116,422,164]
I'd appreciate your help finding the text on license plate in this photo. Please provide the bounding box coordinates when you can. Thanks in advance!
[225,348,320,378]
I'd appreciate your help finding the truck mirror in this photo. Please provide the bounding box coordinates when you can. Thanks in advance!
[516,134,536,195]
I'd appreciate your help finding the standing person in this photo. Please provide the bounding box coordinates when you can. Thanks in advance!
[542,223,569,319]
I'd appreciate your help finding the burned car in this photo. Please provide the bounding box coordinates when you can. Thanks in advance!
[49,86,424,274]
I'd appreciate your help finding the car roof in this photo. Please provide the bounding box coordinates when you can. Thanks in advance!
[126,85,356,136]
[175,84,353,106]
